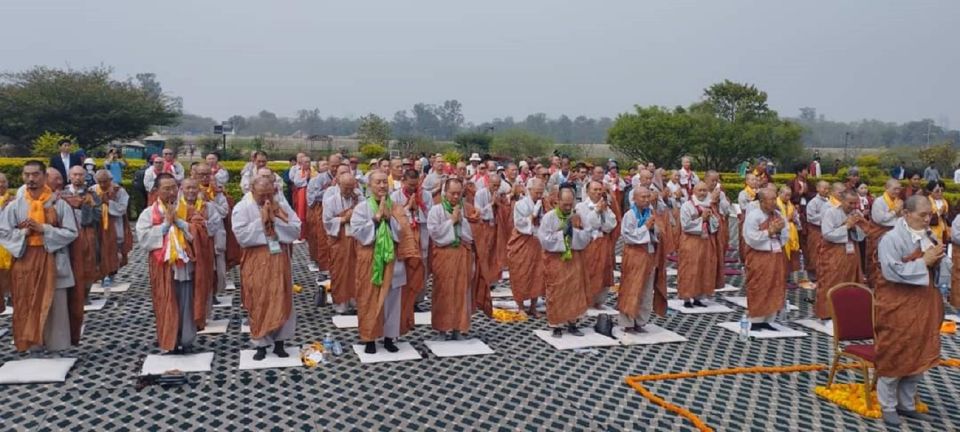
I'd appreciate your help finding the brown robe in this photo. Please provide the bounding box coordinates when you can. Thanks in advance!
[306,203,330,270]
[224,195,242,269]
[745,248,787,318]
[327,225,357,305]
[506,228,545,307]
[68,225,98,345]
[11,246,58,351]
[583,234,615,302]
[186,204,215,329]
[430,241,475,332]
[240,245,294,340]
[120,217,133,267]
[98,209,120,279]
[815,240,864,319]
[354,240,397,342]
[543,250,590,326]
[616,243,667,320]
[805,223,822,276]
[864,222,892,288]
[677,231,722,299]
[471,220,499,291]
[494,196,514,272]
[395,213,425,335]
[952,255,960,308]
[874,256,942,377]
[148,258,189,351]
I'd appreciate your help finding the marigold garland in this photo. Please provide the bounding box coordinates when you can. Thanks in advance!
[491,308,528,323]
[624,359,960,432]
[814,383,929,418]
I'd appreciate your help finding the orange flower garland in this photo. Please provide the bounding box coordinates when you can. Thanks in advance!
[624,359,960,432]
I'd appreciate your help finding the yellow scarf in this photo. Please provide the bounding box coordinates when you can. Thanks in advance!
[0,194,11,268]
[828,196,841,207]
[743,185,756,200]
[882,192,900,213]
[776,197,800,260]
[201,183,217,201]
[94,185,111,231]
[178,197,204,220]
[157,200,188,265]
[929,196,949,240]
[25,186,53,246]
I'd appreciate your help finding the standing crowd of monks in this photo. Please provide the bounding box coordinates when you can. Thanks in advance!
[0,151,950,426]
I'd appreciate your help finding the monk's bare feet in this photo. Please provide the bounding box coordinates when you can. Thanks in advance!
[253,347,267,361]
[383,338,399,353]
[364,341,377,354]
[273,341,289,358]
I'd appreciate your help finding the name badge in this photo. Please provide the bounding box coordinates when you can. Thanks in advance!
[268,237,282,255]
[845,241,855,255]
[800,197,807,206]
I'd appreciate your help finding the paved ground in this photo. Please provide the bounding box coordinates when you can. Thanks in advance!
[0,240,958,432]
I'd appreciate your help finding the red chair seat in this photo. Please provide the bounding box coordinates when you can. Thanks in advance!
[843,344,876,362]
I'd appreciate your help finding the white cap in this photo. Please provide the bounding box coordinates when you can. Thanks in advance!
[469,153,481,162]
[519,160,529,168]
[83,158,95,166]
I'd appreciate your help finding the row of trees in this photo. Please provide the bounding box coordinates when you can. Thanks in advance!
[0,67,181,153]
[607,80,804,172]
[795,107,960,149]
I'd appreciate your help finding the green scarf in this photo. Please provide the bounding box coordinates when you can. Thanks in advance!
[441,197,462,247]
[554,208,573,261]
[368,196,395,285]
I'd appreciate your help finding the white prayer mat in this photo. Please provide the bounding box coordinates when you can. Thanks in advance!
[307,263,319,272]
[722,296,799,312]
[414,312,431,326]
[793,319,834,337]
[666,268,678,276]
[716,322,808,339]
[491,287,513,298]
[615,255,623,264]
[585,305,618,317]
[198,319,230,335]
[213,295,233,308]
[1,306,11,316]
[241,323,250,334]
[352,342,421,364]
[424,339,495,358]
[90,282,131,293]
[946,314,960,323]
[667,284,740,294]
[84,298,107,311]
[225,281,236,291]
[667,299,733,314]
[614,324,687,346]
[533,328,620,351]
[613,270,622,279]
[140,352,214,376]
[0,358,76,384]
[331,315,359,329]
[501,270,510,280]
[238,347,303,370]
[0,328,6,339]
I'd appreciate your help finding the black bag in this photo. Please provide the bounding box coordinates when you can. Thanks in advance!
[594,314,615,339]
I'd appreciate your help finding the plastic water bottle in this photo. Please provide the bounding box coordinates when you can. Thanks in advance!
[323,333,334,362]
[332,340,343,356]
[738,314,750,342]
[778,301,791,324]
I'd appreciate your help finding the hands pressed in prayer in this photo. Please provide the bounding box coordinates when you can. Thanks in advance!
[272,204,289,223]
[260,201,273,225]
[645,215,656,229]
[19,219,45,234]
[923,243,946,267]
[450,205,462,224]
[845,213,863,229]
[596,196,608,213]
[392,201,407,220]
[339,207,353,223]
[699,207,712,218]
[190,211,206,224]
[571,214,583,230]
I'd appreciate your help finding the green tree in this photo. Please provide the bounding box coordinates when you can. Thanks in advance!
[0,66,180,151]
[490,129,552,159]
[607,106,694,168]
[454,131,493,155]
[357,113,391,147]
[31,131,74,157]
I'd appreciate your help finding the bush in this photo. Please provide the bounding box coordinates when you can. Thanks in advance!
[360,144,387,160]
[442,150,462,164]
[31,131,73,158]
[855,154,881,168]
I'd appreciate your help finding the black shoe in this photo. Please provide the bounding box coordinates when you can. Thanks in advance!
[450,331,462,341]
[552,328,563,338]
[683,301,694,309]
[170,347,182,355]
[567,324,584,337]
[692,299,707,308]
[633,325,646,333]
[180,346,193,355]
[759,323,778,332]
[364,341,377,354]
[896,409,933,422]
[273,341,289,358]
[253,347,267,361]
[750,323,765,331]
[383,338,399,353]
[343,309,358,316]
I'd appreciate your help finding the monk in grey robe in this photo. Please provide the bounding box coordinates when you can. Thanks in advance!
[0,161,79,353]
[427,178,477,340]
[617,186,667,332]
[352,171,408,354]
[537,185,592,337]
[390,169,433,318]
[232,177,302,361]
[323,170,359,314]
[816,190,866,320]
[62,167,101,344]
[92,170,130,287]
[742,188,789,331]
[868,179,902,287]
[576,180,618,309]
[874,196,942,426]
[804,181,831,282]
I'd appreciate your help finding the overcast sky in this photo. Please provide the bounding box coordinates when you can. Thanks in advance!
[2,0,957,127]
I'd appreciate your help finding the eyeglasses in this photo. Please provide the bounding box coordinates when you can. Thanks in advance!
[162,152,173,156]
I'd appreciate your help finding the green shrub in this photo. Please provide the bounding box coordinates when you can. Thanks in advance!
[360,144,387,160]
[32,132,74,158]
